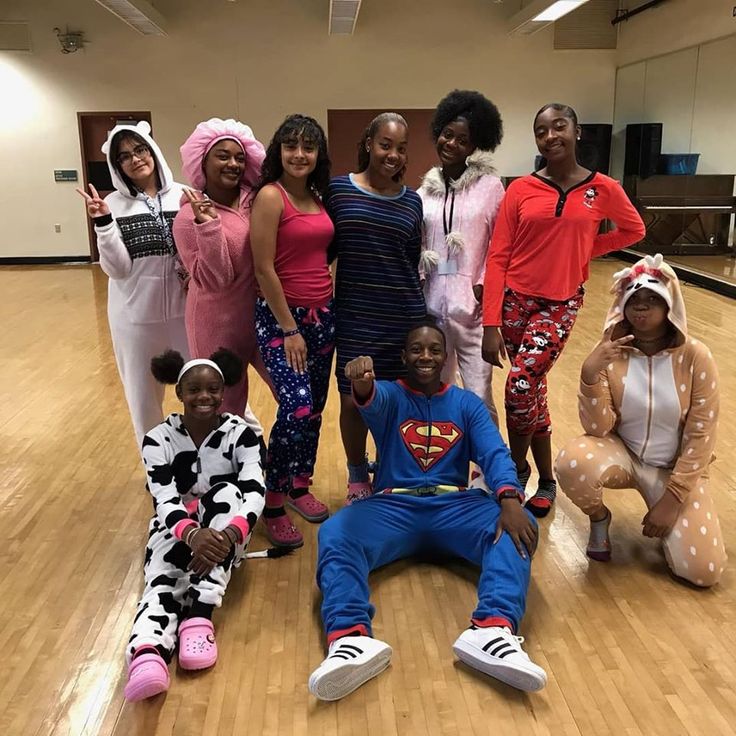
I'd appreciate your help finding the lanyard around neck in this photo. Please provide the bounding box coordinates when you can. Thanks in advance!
[442,182,456,237]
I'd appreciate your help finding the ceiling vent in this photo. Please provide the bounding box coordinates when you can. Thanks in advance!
[0,21,31,51]
[329,0,362,35]
[91,0,167,36]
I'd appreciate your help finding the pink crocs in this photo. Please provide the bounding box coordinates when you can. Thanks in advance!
[287,490,329,523]
[178,617,218,670]
[345,481,373,506]
[124,652,170,702]
[264,513,304,548]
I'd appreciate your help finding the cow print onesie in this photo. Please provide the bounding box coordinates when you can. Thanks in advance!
[126,412,265,664]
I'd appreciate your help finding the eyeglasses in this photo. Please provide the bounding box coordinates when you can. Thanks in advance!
[117,144,151,165]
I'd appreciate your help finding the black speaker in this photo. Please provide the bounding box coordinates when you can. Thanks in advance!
[578,124,612,175]
[624,123,662,178]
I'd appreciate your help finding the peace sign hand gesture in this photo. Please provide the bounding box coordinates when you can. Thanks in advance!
[581,333,635,385]
[76,183,110,219]
[184,188,218,224]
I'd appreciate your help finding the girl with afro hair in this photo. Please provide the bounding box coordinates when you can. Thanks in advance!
[249,115,334,548]
[419,90,505,427]
[124,348,266,702]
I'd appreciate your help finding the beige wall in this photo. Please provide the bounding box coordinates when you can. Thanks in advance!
[616,0,736,66]
[0,0,617,258]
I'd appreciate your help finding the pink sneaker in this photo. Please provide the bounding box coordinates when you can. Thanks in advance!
[124,652,170,702]
[178,617,218,670]
[287,490,329,523]
[264,513,304,548]
[345,481,373,506]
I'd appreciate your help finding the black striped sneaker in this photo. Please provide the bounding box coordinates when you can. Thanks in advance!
[525,479,557,518]
[308,636,392,701]
[452,626,547,692]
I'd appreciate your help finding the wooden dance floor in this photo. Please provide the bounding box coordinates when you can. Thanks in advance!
[0,258,734,736]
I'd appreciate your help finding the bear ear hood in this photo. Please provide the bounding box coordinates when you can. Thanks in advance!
[605,253,687,344]
[101,120,174,198]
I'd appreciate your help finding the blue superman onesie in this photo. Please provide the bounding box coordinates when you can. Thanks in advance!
[316,379,536,643]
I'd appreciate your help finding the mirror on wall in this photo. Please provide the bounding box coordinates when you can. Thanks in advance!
[611,34,736,286]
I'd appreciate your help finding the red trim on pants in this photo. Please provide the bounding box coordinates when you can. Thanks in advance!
[326,624,370,645]
[471,616,514,632]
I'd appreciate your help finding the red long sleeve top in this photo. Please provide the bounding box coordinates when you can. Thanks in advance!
[482,172,645,326]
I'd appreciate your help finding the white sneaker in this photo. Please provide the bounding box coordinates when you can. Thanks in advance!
[452,626,547,692]
[308,635,392,701]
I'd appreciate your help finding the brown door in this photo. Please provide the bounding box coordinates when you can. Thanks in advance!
[327,109,436,190]
[77,111,152,261]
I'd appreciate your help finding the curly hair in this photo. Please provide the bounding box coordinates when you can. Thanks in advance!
[431,90,503,152]
[534,102,579,128]
[150,348,244,387]
[110,130,160,196]
[253,114,331,199]
[357,112,408,172]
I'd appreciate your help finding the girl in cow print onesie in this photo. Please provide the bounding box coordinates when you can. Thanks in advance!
[124,349,266,702]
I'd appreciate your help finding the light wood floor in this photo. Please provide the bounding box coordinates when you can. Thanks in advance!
[1,259,734,736]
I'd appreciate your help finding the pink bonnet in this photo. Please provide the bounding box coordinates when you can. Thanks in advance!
[179,117,265,192]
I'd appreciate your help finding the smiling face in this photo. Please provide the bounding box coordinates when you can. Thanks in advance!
[203,139,246,191]
[176,366,224,421]
[533,107,580,164]
[436,117,474,170]
[114,133,157,189]
[402,326,447,392]
[280,133,318,181]
[367,121,408,181]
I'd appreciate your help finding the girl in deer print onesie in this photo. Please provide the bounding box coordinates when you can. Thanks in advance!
[555,254,726,586]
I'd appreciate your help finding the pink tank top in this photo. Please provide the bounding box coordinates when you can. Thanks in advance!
[272,183,334,308]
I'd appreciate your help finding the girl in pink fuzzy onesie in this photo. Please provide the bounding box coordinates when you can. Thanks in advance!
[419,90,505,425]
[555,254,726,586]
[174,118,271,415]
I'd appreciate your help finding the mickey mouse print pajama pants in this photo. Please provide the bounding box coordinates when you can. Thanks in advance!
[501,287,584,436]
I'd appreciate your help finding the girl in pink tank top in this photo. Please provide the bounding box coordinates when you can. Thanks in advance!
[250,115,336,549]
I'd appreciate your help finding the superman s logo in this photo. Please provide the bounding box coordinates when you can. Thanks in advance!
[399,420,463,472]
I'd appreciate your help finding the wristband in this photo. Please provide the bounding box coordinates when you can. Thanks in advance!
[282,327,299,337]
[497,489,524,504]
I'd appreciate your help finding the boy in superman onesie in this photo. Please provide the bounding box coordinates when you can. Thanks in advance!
[308,319,546,701]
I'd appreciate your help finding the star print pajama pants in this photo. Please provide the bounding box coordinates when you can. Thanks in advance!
[501,287,584,436]
[126,483,250,664]
[255,298,336,492]
[555,433,726,586]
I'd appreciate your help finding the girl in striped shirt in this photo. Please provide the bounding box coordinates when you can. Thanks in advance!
[325,113,426,504]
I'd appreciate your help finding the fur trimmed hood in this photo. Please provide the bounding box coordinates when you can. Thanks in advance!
[420,149,497,197]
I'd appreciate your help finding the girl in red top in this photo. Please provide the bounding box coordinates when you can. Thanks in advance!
[250,115,335,548]
[481,103,645,518]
